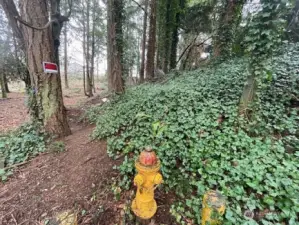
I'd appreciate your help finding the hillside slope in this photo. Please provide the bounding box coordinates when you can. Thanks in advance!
[86,44,299,224]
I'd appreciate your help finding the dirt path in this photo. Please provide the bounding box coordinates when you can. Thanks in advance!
[0,93,175,225]
[0,108,122,224]
[0,93,30,133]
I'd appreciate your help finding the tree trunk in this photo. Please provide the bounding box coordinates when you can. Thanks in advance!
[3,74,9,93]
[162,0,172,73]
[19,0,71,137]
[213,0,245,58]
[170,0,185,70]
[139,0,149,83]
[146,0,157,80]
[64,24,69,89]
[91,0,96,93]
[239,74,256,115]
[0,71,7,98]
[107,0,124,93]
[82,2,88,96]
[85,0,93,97]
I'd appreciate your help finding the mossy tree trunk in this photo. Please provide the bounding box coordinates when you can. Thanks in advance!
[20,0,71,137]
[239,74,256,115]
[107,0,125,93]
[0,0,71,137]
[213,0,245,58]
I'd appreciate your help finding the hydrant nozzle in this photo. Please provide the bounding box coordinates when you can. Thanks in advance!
[131,147,163,220]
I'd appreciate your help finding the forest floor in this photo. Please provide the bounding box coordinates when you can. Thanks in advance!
[0,81,174,225]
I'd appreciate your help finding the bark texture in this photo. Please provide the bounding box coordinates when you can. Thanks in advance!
[0,0,71,137]
[64,24,69,88]
[146,0,157,80]
[107,0,124,93]
[213,0,245,57]
[0,72,7,98]
[139,0,149,83]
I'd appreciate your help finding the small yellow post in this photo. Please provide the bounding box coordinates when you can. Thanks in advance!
[202,190,226,225]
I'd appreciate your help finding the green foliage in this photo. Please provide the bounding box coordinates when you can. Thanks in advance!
[240,0,292,114]
[0,122,46,181]
[86,44,299,224]
[213,0,245,58]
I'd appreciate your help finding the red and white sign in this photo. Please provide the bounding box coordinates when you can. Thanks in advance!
[43,62,58,73]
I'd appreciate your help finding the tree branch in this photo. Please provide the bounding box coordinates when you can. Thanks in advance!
[131,0,146,13]
[176,35,212,66]
[15,16,57,30]
[66,0,73,18]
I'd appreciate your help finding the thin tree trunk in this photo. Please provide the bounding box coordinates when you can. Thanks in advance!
[96,57,99,82]
[82,2,88,96]
[0,71,7,98]
[146,0,157,80]
[162,0,171,73]
[83,66,87,95]
[139,0,149,83]
[64,24,69,88]
[3,74,9,93]
[91,0,96,93]
[85,0,93,97]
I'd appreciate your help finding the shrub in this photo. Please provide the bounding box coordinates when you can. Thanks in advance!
[0,122,46,181]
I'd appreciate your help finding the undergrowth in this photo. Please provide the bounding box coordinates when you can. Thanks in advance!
[0,122,46,181]
[86,44,299,224]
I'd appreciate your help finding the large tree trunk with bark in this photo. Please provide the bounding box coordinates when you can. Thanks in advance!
[0,0,71,137]
[20,0,70,136]
[146,0,157,80]
[107,0,124,93]
[139,0,149,83]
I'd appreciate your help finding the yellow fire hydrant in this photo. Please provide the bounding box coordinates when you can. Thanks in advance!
[131,147,163,219]
[202,190,226,225]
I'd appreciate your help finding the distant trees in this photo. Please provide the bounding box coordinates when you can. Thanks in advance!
[72,0,106,96]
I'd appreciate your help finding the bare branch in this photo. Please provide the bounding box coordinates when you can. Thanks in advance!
[15,16,56,30]
[131,0,146,13]
[176,35,212,66]
[66,0,73,18]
